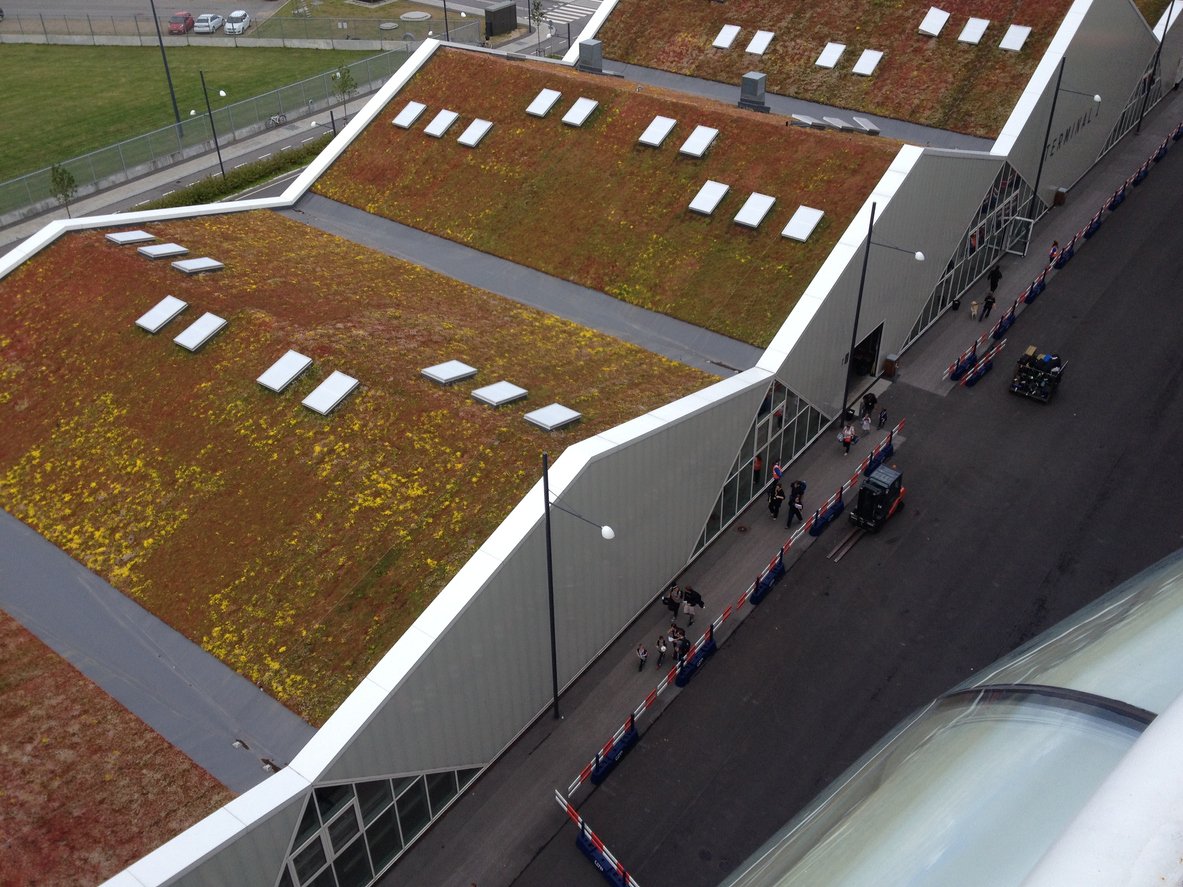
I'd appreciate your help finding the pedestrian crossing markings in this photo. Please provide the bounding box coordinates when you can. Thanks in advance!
[545,2,597,24]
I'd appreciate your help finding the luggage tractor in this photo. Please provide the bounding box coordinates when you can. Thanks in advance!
[849,466,905,532]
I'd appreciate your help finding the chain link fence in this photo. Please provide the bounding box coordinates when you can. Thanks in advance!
[0,47,432,224]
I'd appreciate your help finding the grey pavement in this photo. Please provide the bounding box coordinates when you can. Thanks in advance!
[605,61,995,151]
[286,194,762,375]
[0,510,315,792]
[385,89,1183,886]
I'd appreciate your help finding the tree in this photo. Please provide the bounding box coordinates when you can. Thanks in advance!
[332,65,358,119]
[49,163,78,219]
[530,0,545,54]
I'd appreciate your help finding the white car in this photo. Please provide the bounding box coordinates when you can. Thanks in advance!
[193,12,224,33]
[224,10,251,34]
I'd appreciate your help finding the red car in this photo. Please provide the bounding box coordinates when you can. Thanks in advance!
[167,11,195,34]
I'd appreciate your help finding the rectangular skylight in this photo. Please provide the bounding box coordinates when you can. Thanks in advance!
[172,257,224,275]
[472,381,528,406]
[688,180,730,215]
[853,116,881,135]
[745,30,774,55]
[713,24,740,49]
[392,101,427,129]
[106,230,155,245]
[525,403,582,431]
[999,24,1031,51]
[135,295,187,333]
[791,114,826,128]
[918,7,950,36]
[782,206,825,242]
[424,109,459,138]
[422,360,478,385]
[638,115,677,147]
[679,125,719,158]
[823,116,856,131]
[526,88,562,117]
[458,119,494,147]
[257,350,313,393]
[173,312,227,352]
[816,42,846,68]
[562,97,599,127]
[958,17,989,44]
[852,49,883,76]
[303,371,360,415]
[734,193,776,229]
[138,243,188,259]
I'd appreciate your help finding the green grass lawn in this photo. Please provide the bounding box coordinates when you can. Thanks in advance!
[0,44,378,181]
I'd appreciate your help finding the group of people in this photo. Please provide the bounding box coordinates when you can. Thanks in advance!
[767,478,806,527]
[636,584,705,670]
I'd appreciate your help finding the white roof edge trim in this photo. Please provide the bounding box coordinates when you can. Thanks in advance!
[561,0,621,64]
[992,0,1093,156]
[1154,0,1183,39]
[114,769,309,886]
[760,144,923,367]
[1020,686,1183,887]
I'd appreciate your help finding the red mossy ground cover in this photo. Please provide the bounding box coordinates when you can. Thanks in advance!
[597,0,1082,138]
[313,48,899,348]
[0,612,231,886]
[0,212,709,724]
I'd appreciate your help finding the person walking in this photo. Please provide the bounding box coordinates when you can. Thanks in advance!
[980,292,996,321]
[878,408,888,429]
[861,391,877,419]
[785,490,804,528]
[767,480,785,520]
[841,423,855,455]
[635,644,648,671]
[682,587,704,626]
[861,414,872,436]
[1048,240,1060,264]
[988,264,1003,294]
[655,636,667,668]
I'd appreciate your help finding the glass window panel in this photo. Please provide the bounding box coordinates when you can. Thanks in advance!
[741,418,757,459]
[807,406,822,440]
[789,416,805,455]
[332,836,372,887]
[457,767,481,789]
[295,798,321,849]
[309,868,336,887]
[722,474,739,523]
[278,866,294,887]
[425,771,458,816]
[757,417,769,450]
[315,785,351,823]
[397,777,431,843]
[293,836,327,883]
[739,459,754,504]
[391,775,416,797]
[356,780,393,827]
[366,805,403,873]
[328,808,360,855]
[705,500,722,542]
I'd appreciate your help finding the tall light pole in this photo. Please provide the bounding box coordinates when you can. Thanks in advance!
[840,202,925,422]
[147,0,181,128]
[1136,0,1179,133]
[542,452,614,720]
[1026,57,1102,219]
[199,71,227,180]
[441,0,451,41]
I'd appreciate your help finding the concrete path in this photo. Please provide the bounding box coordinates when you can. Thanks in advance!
[0,509,315,793]
[605,61,995,152]
[286,194,762,375]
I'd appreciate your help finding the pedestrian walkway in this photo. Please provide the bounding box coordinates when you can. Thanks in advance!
[0,510,315,793]
[287,194,761,375]
[545,1,600,25]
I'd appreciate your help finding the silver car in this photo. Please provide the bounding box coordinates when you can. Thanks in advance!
[224,10,251,34]
[193,12,224,33]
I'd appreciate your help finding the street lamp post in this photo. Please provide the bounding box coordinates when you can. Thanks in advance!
[1026,57,1102,219]
[199,71,227,180]
[146,0,181,129]
[441,0,451,41]
[542,452,614,720]
[840,202,925,422]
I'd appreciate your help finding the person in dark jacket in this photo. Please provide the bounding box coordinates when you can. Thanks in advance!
[988,264,1003,294]
[767,481,785,520]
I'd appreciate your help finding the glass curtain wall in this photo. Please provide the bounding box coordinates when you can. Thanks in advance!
[694,380,825,554]
[903,163,1034,346]
[1098,56,1160,159]
[277,766,482,887]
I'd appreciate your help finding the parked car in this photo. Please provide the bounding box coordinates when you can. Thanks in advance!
[224,9,251,34]
[193,12,224,33]
[167,11,194,34]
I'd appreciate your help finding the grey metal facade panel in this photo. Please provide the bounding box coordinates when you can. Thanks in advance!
[172,794,303,887]
[774,151,1003,417]
[1008,0,1156,203]
[321,380,768,782]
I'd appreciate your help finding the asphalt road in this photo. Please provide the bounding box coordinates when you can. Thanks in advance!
[507,138,1183,884]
